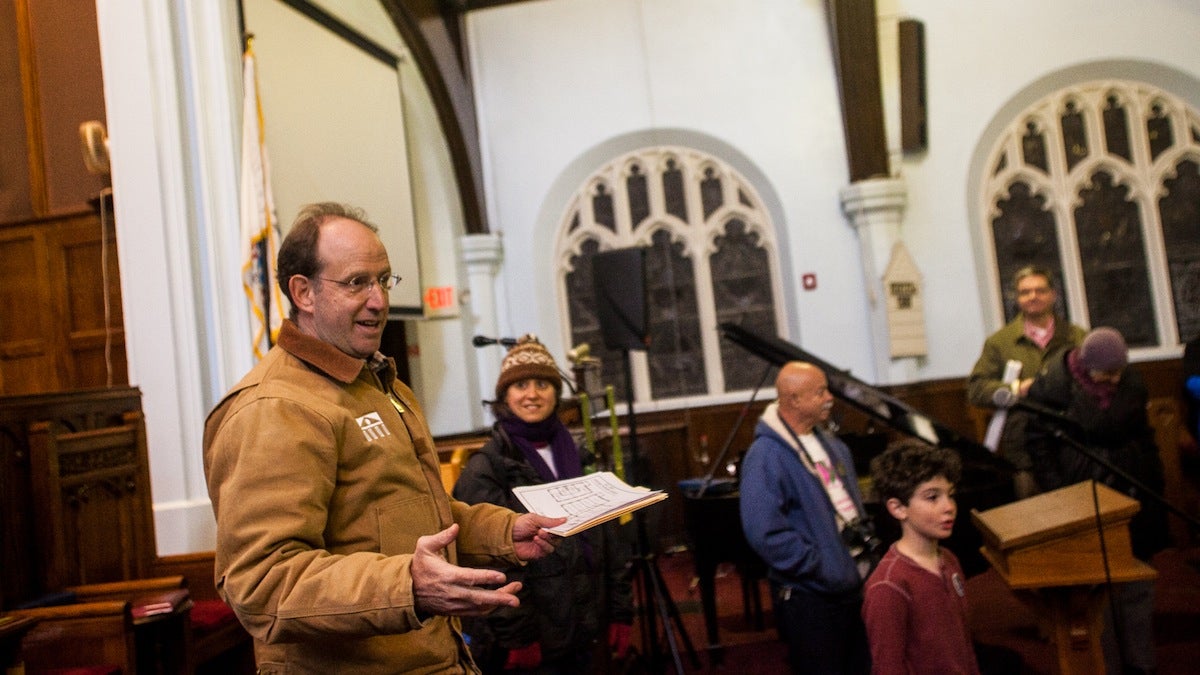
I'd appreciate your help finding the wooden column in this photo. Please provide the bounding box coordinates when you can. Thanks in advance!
[825,0,890,181]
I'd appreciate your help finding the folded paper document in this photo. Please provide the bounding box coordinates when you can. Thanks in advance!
[512,471,667,536]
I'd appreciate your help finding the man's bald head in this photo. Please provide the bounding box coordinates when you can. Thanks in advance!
[776,361,833,434]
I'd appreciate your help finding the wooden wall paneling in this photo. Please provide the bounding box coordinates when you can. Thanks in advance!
[23,0,108,214]
[1133,358,1182,401]
[56,212,126,389]
[631,418,690,550]
[0,213,126,396]
[12,0,46,215]
[0,224,61,395]
[884,376,981,442]
[682,399,770,479]
[0,2,34,223]
[3,0,109,224]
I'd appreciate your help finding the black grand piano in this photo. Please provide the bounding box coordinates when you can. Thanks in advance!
[681,324,1015,659]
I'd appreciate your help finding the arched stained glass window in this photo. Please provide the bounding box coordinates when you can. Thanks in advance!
[1073,171,1153,345]
[981,80,1200,348]
[556,146,783,404]
[989,182,1069,321]
[1160,159,1200,340]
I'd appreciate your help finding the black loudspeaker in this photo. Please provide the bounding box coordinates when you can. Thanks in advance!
[592,247,648,351]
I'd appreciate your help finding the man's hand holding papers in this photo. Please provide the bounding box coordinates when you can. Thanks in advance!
[511,471,667,536]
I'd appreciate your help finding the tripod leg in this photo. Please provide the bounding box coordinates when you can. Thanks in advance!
[615,350,699,671]
[633,556,661,670]
[645,555,701,670]
[642,556,685,674]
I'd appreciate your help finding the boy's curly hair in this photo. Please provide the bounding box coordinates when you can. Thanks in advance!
[869,439,962,505]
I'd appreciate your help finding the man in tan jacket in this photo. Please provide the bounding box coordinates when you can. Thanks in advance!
[204,202,563,674]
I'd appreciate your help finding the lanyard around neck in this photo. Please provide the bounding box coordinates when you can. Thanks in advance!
[778,416,855,527]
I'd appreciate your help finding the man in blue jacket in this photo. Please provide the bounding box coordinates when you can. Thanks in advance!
[740,361,871,674]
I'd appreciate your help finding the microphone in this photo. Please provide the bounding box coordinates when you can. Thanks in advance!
[992,388,1077,427]
[566,343,593,364]
[991,387,1018,408]
[472,335,518,348]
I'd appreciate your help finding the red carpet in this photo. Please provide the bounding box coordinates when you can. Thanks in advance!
[633,546,1200,674]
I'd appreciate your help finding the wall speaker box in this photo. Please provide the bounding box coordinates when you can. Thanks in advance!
[592,247,648,351]
[899,19,927,153]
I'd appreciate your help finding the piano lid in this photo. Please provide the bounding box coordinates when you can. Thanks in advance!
[719,322,1013,473]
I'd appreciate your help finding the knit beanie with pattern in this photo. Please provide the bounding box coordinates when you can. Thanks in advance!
[494,335,562,399]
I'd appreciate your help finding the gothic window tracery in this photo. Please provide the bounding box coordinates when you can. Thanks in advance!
[556,146,782,403]
[982,80,1200,347]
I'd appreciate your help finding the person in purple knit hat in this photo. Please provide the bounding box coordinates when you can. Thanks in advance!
[1025,327,1167,675]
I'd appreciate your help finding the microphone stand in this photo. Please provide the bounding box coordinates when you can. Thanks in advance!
[1033,418,1200,532]
[1028,412,1200,671]
[693,362,775,498]
[617,348,700,674]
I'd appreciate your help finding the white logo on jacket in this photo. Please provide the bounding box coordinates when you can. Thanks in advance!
[357,412,390,441]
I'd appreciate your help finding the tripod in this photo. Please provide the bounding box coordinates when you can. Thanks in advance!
[616,348,700,673]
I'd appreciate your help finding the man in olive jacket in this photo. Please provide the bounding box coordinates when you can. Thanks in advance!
[967,265,1085,497]
[204,203,563,674]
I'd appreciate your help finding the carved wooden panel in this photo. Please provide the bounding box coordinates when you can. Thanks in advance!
[0,386,141,610]
[28,410,155,590]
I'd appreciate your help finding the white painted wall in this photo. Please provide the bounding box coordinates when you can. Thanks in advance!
[468,0,873,381]
[311,0,486,433]
[466,0,1200,386]
[887,0,1200,374]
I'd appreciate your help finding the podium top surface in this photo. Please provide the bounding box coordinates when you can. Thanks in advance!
[971,481,1140,551]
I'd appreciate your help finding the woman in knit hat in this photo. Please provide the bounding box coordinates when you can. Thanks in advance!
[454,336,634,673]
[1024,327,1166,675]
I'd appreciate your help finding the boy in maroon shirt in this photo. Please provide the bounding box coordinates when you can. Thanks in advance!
[862,441,980,675]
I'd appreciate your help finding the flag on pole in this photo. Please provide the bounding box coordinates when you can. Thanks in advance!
[240,41,287,360]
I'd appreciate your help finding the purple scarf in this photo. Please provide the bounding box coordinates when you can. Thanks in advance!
[499,414,581,483]
[1068,348,1118,409]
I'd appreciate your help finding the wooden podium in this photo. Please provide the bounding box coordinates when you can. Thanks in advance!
[972,481,1157,674]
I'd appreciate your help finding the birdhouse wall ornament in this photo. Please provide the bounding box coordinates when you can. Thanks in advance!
[882,242,928,358]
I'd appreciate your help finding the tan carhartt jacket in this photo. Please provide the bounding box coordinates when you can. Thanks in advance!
[204,320,519,674]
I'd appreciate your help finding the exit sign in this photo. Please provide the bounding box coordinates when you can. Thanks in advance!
[423,285,458,317]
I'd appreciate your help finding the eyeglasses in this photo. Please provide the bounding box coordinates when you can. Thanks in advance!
[1017,287,1053,296]
[316,273,401,294]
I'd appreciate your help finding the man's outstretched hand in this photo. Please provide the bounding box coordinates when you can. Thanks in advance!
[410,515,565,617]
[411,524,522,617]
[511,513,566,561]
